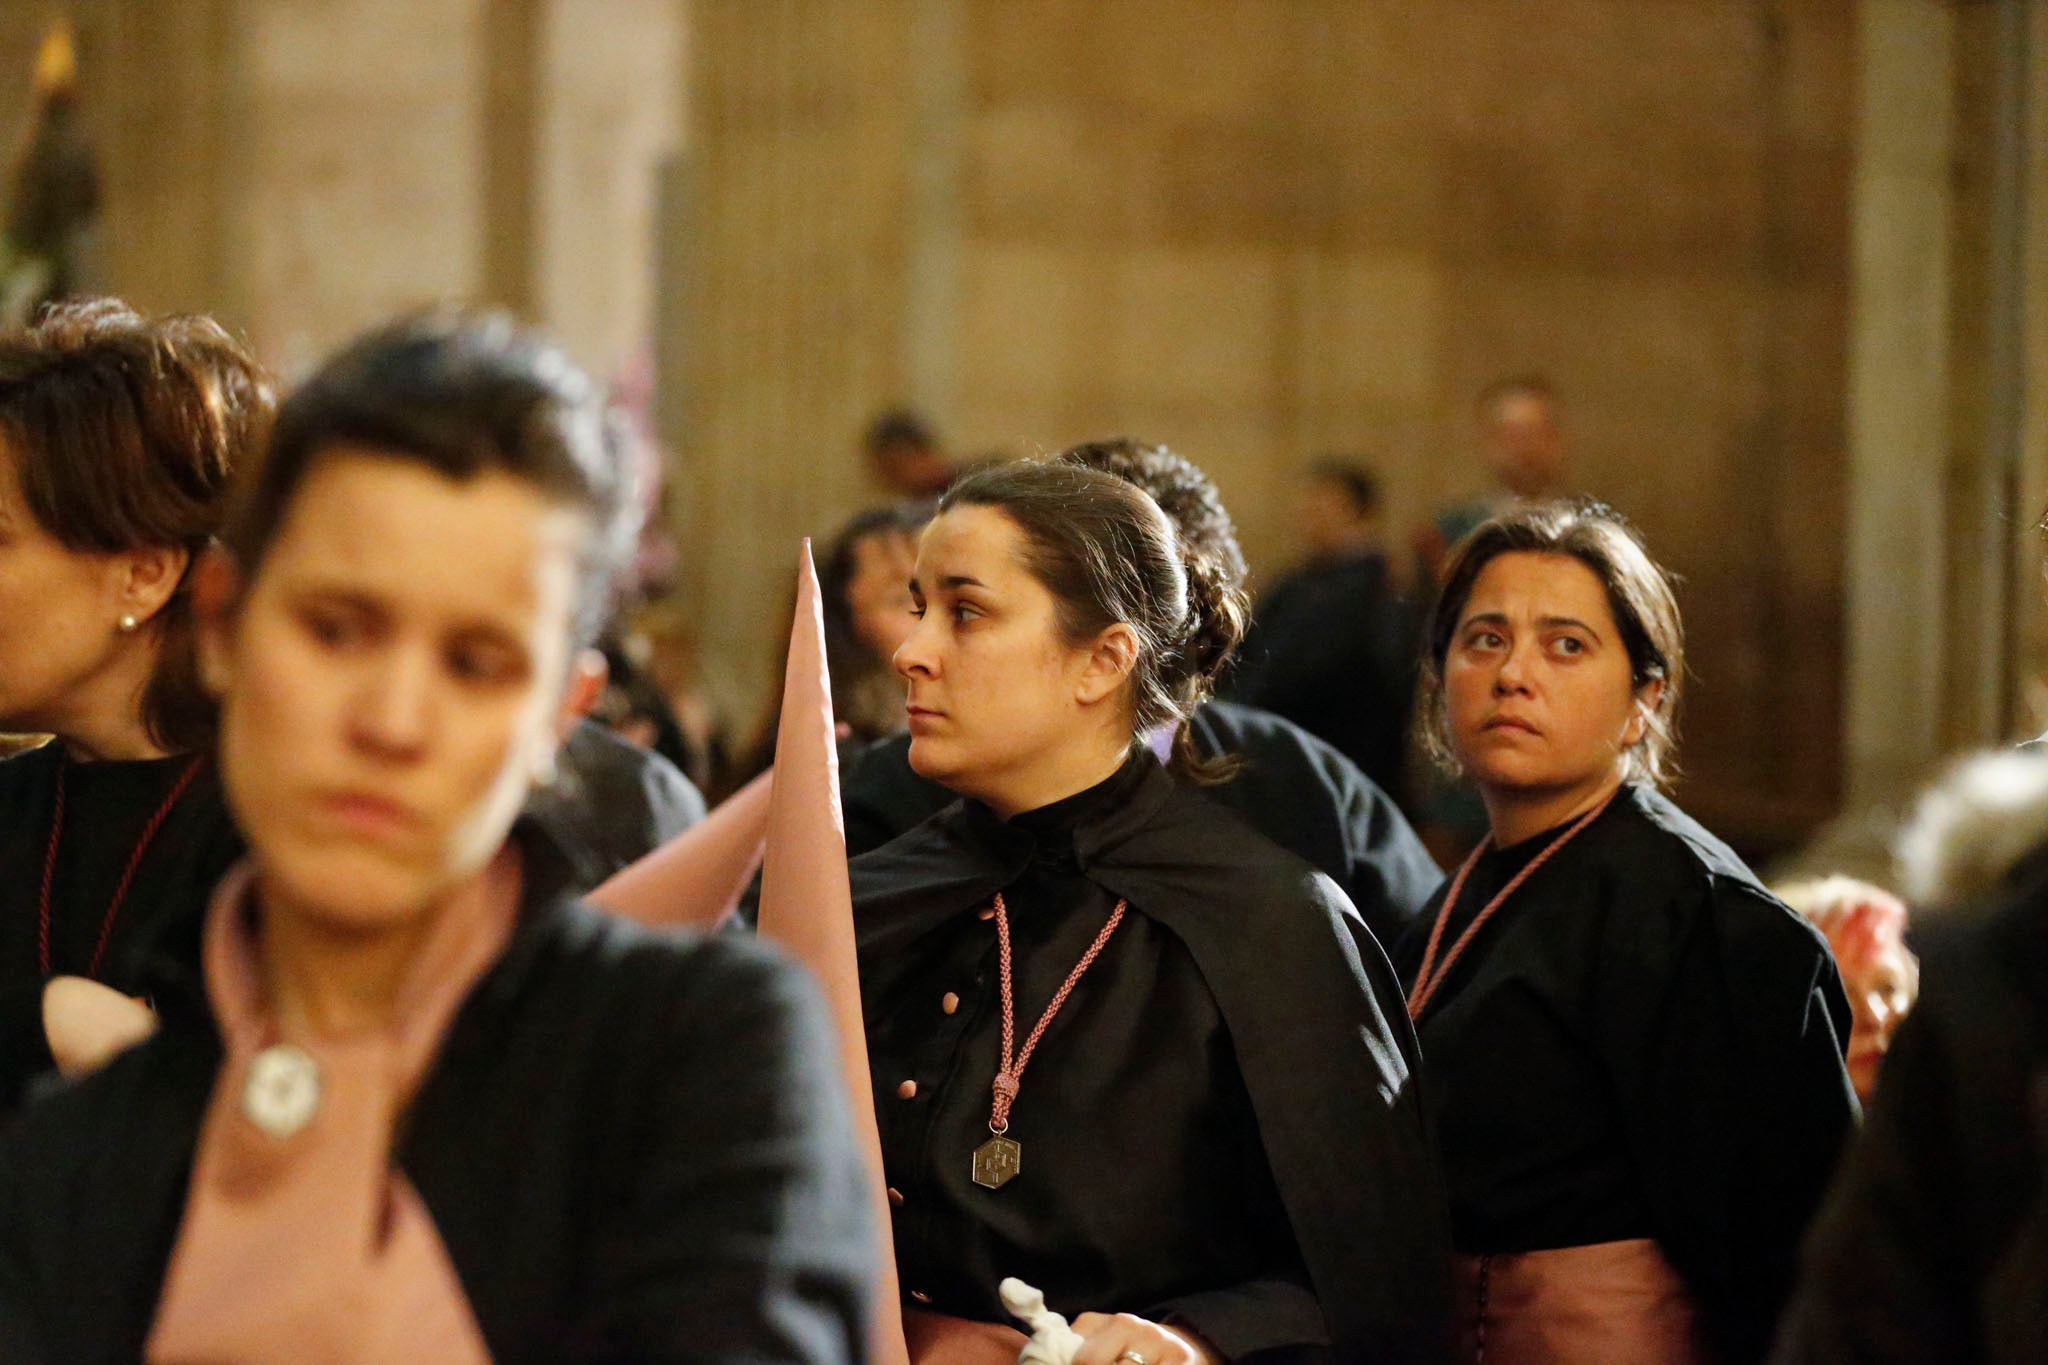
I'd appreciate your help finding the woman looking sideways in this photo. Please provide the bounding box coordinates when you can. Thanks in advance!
[851,460,1451,1364]
[0,300,267,1113]
[0,313,872,1362]
[1393,501,1855,1364]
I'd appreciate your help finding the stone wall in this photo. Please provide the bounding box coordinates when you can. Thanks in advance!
[674,0,1857,846]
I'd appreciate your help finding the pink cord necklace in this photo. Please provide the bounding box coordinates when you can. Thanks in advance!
[971,891,1127,1190]
[1406,789,1617,1022]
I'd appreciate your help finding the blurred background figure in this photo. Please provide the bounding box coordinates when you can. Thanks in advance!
[1415,376,1572,585]
[1227,456,1416,800]
[1776,748,2048,1364]
[862,407,953,499]
[0,22,100,325]
[724,499,933,798]
[1774,875,1919,1106]
[0,299,269,1118]
[820,500,929,743]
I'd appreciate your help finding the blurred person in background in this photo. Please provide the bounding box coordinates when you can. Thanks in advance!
[0,311,872,1362]
[863,407,954,500]
[1394,501,1853,1364]
[822,501,931,744]
[843,439,1441,947]
[1227,456,1416,798]
[1776,746,2048,1363]
[0,300,269,1117]
[1774,875,1919,1106]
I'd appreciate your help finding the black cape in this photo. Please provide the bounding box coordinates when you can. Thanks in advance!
[1224,549,1417,796]
[842,699,1442,947]
[1774,846,2048,1365]
[1392,784,1856,1364]
[852,753,1452,1362]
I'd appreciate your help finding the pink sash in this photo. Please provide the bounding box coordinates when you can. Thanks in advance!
[147,852,518,1363]
[1454,1239,1711,1364]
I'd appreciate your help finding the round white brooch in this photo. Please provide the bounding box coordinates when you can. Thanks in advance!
[241,1044,323,1140]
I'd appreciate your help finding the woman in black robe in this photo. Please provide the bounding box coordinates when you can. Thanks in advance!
[0,301,268,1114]
[841,439,1441,947]
[1390,501,1855,1364]
[851,457,1451,1364]
[0,313,872,1361]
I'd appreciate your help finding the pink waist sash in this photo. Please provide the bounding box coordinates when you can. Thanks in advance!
[1454,1238,1711,1364]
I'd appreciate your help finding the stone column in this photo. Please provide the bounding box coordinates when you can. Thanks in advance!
[659,0,914,710]
[1842,0,1958,808]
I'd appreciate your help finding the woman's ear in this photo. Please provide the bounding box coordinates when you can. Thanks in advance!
[534,649,607,787]
[1624,676,1667,747]
[1074,623,1140,707]
[555,648,608,740]
[115,542,191,628]
[189,547,242,698]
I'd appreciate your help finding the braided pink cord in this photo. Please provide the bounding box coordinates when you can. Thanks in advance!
[1406,789,1618,1022]
[988,892,1127,1134]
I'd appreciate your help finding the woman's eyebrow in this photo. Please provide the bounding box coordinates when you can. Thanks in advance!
[1536,614,1600,637]
[909,573,987,594]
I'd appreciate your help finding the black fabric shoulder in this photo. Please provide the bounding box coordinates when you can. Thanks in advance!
[0,743,60,794]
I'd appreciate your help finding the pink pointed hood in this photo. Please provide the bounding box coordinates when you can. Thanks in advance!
[587,769,773,931]
[758,540,910,1365]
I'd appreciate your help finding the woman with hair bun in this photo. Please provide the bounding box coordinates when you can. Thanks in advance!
[0,299,270,1113]
[851,458,1450,1363]
[1393,501,1855,1364]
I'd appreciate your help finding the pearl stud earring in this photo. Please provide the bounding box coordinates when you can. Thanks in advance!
[118,614,139,633]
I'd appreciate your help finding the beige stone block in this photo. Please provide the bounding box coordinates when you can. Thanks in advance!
[956,241,1103,402]
[245,0,482,101]
[963,103,1136,243]
[1302,254,1442,406]
[1113,0,1294,125]
[1103,246,1280,409]
[1142,122,1315,246]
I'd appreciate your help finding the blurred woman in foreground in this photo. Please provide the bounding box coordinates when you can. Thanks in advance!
[0,313,871,1362]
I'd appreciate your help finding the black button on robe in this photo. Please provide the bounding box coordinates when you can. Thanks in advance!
[853,752,1453,1363]
[1392,784,1857,1364]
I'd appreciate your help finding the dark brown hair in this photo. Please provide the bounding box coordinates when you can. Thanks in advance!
[225,309,642,650]
[0,298,273,750]
[1054,438,1250,781]
[940,456,1246,780]
[1419,499,1684,788]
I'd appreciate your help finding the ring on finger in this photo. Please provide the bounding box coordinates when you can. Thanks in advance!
[1114,1354,1149,1365]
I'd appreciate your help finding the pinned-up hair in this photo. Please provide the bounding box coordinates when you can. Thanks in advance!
[0,298,274,750]
[939,456,1245,781]
[1420,499,1684,789]
[225,309,642,650]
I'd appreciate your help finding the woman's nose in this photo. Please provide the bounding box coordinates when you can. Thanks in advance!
[1493,642,1533,693]
[350,647,435,756]
[894,616,936,678]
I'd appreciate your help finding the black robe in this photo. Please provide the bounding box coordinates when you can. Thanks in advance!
[842,699,1442,948]
[852,751,1452,1363]
[0,745,239,1116]
[1390,784,1856,1364]
[2,723,705,1119]
[1224,549,1417,797]
[1773,848,2048,1365]
[0,825,874,1364]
